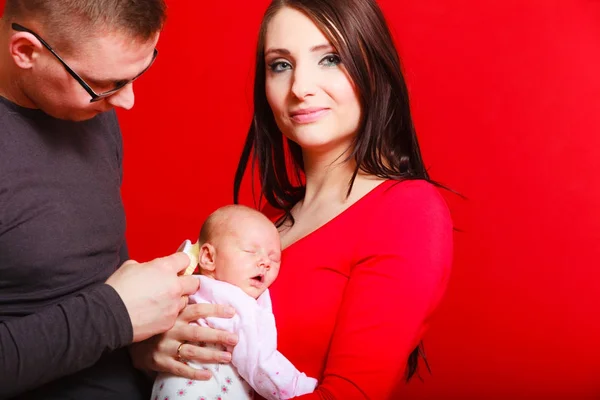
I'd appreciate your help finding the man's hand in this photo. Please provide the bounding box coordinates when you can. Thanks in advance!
[129,303,238,380]
[106,252,200,342]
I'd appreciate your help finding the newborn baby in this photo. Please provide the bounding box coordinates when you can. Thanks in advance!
[151,205,317,400]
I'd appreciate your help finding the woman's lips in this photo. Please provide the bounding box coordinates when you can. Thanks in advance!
[289,107,330,124]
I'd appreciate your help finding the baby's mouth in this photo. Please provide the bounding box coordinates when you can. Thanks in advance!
[251,275,264,283]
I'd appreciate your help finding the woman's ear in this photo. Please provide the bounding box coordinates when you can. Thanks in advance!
[198,243,216,273]
[9,31,45,70]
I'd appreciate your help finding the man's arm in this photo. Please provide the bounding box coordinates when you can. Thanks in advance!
[118,242,130,267]
[0,284,132,399]
[0,253,200,399]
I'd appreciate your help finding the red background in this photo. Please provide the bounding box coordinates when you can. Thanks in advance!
[2,1,599,398]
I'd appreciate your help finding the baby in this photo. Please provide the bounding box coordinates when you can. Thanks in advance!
[151,205,317,400]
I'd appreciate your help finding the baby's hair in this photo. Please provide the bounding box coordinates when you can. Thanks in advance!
[198,205,268,245]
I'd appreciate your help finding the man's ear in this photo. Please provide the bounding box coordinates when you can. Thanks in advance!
[198,243,216,273]
[9,31,44,69]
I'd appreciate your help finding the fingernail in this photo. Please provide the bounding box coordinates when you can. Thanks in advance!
[225,306,235,317]
[221,352,232,362]
[227,334,238,345]
[196,370,211,380]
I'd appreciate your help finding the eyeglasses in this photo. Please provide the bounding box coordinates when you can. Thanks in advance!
[12,23,158,103]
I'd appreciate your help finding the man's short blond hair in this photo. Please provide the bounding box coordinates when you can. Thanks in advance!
[4,0,166,51]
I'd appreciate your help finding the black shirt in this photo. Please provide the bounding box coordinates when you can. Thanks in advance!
[0,97,150,399]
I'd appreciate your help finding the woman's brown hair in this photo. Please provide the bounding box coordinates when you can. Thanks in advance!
[234,0,433,381]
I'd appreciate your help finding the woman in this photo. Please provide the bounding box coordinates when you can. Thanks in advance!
[135,0,452,398]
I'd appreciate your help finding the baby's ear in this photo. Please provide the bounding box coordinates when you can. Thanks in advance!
[198,243,216,272]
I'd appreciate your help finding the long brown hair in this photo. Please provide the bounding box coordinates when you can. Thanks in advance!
[234,0,432,381]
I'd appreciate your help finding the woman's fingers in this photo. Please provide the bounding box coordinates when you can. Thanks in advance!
[160,357,213,381]
[179,303,236,322]
[128,302,239,379]
[176,341,232,364]
[179,323,238,348]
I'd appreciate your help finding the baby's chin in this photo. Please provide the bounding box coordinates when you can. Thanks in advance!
[242,284,268,300]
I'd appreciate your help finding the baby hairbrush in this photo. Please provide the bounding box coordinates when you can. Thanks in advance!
[176,239,200,275]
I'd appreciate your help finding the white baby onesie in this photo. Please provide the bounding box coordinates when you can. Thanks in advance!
[151,276,317,400]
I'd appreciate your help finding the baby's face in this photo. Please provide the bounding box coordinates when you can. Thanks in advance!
[213,217,281,299]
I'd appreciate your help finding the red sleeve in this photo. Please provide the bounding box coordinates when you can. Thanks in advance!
[297,181,453,399]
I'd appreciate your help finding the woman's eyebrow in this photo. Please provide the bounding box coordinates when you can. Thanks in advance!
[265,43,333,57]
[310,44,334,52]
[265,47,290,57]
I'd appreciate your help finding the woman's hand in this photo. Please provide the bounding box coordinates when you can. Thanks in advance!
[129,303,238,380]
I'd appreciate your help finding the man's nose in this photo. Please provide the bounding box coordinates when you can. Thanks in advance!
[106,83,135,110]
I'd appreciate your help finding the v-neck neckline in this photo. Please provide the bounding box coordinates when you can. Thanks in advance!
[281,179,394,252]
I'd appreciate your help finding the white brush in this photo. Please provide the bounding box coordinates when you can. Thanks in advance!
[176,239,199,275]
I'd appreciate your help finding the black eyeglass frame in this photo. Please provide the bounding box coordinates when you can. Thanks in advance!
[12,23,158,103]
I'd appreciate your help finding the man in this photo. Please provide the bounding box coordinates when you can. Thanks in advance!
[0,1,230,398]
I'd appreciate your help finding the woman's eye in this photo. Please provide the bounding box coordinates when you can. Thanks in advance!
[268,61,292,73]
[320,54,342,67]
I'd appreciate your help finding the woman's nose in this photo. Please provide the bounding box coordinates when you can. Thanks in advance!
[291,65,317,100]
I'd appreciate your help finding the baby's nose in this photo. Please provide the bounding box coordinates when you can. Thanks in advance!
[259,259,270,269]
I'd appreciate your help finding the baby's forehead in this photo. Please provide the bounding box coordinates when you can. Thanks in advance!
[225,210,274,230]
[208,207,278,241]
[220,226,280,251]
[229,228,275,245]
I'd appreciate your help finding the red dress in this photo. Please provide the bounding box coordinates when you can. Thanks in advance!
[268,179,453,399]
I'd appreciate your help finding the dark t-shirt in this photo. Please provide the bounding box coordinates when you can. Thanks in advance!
[0,97,150,399]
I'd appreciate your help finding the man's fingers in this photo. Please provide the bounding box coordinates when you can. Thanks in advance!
[162,358,213,381]
[179,295,188,312]
[121,259,139,267]
[179,275,200,296]
[162,252,191,273]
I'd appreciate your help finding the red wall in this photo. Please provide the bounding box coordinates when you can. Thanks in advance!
[2,1,599,398]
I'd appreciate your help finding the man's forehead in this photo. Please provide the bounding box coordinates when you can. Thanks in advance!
[73,31,159,81]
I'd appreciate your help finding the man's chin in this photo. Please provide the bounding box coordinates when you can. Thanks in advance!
[55,109,105,122]
[73,113,100,122]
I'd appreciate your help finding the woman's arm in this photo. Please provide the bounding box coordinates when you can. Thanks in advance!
[298,182,453,399]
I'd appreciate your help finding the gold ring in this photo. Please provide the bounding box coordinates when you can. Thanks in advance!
[176,343,185,360]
